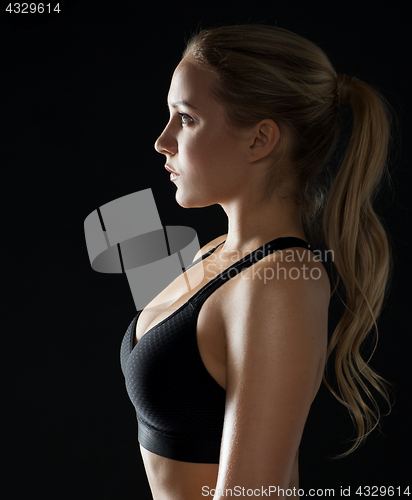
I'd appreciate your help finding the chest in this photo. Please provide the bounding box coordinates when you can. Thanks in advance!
[134,257,241,390]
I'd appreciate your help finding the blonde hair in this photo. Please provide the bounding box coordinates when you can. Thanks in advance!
[184,24,394,456]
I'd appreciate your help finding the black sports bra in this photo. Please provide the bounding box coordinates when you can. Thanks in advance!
[120,236,314,463]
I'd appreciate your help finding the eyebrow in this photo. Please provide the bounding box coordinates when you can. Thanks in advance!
[169,100,198,111]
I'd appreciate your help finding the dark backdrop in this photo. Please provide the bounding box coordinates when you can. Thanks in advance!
[2,1,411,498]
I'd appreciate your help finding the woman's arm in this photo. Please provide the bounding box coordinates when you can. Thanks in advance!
[215,254,330,498]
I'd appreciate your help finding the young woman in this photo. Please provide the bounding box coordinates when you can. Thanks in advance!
[120,24,393,499]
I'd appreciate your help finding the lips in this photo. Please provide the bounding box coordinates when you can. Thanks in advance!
[165,165,180,175]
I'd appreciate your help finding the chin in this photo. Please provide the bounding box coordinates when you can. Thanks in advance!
[175,189,216,209]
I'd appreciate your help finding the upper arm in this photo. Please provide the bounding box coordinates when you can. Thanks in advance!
[192,233,228,262]
[216,254,329,492]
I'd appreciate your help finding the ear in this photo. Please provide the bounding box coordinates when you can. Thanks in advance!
[246,119,281,163]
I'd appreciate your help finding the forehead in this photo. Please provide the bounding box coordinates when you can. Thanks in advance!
[167,58,216,108]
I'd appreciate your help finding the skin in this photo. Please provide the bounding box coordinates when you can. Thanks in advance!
[136,56,331,499]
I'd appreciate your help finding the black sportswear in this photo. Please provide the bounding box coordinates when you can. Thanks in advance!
[120,236,313,463]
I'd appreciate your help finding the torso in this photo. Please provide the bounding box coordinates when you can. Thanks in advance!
[134,235,230,388]
[133,234,330,500]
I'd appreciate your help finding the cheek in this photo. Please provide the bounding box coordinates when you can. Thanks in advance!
[182,134,216,170]
[188,130,234,168]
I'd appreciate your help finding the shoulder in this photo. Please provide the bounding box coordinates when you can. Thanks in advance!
[191,233,228,262]
[224,245,330,318]
[222,247,330,392]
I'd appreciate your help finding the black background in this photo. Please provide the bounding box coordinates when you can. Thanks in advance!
[2,1,411,498]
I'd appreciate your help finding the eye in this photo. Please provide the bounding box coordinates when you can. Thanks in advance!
[178,112,193,125]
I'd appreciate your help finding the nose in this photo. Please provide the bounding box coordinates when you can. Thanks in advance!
[154,122,177,156]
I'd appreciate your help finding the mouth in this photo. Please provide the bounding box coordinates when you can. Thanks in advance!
[165,165,180,175]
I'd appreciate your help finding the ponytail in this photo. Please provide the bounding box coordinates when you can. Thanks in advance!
[322,74,393,456]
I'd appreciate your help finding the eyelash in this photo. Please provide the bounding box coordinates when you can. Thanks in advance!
[178,112,193,125]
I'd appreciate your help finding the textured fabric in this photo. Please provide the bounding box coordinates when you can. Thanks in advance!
[120,236,313,463]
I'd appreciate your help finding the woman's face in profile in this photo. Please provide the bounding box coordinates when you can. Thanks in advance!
[154,57,252,209]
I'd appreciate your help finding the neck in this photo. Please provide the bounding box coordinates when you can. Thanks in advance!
[218,192,306,257]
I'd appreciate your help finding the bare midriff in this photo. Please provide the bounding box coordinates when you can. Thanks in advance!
[140,446,300,500]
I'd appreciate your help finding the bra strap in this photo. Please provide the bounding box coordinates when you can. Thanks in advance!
[191,237,312,307]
